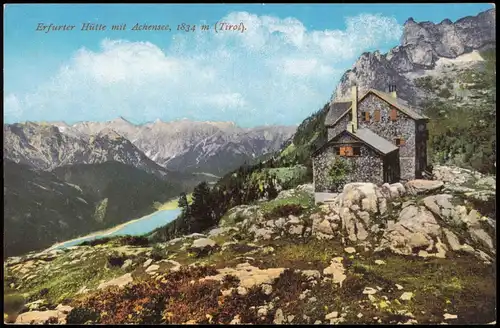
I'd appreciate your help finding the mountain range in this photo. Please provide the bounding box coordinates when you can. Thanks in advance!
[47,118,296,176]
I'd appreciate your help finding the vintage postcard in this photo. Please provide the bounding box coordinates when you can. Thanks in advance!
[3,3,496,325]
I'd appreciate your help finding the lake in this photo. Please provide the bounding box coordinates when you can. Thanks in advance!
[50,208,182,250]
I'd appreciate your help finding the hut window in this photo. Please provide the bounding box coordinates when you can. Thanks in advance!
[390,108,398,121]
[335,147,340,155]
[374,109,381,122]
[395,138,405,146]
[362,111,370,122]
[339,146,353,157]
[353,146,361,156]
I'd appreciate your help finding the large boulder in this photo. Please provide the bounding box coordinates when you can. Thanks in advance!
[381,182,406,200]
[189,238,219,256]
[338,183,380,213]
[376,205,443,256]
[326,183,397,243]
[406,180,444,195]
[15,304,73,324]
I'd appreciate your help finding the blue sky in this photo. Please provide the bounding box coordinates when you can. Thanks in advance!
[4,3,494,127]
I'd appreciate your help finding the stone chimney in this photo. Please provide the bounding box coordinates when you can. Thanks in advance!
[346,121,353,133]
[351,85,358,133]
[389,84,397,99]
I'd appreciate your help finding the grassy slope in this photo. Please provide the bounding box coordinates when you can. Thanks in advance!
[3,190,495,325]
[153,193,193,211]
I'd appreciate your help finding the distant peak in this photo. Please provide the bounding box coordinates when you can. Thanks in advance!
[97,127,123,138]
[112,116,133,124]
[404,17,416,25]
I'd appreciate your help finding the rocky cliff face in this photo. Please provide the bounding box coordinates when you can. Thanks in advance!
[333,8,496,105]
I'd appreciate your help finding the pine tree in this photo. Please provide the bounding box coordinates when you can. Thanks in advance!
[190,181,213,231]
[178,192,189,215]
[266,175,279,199]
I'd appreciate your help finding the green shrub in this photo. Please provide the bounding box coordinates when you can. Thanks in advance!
[151,244,167,261]
[79,237,112,247]
[106,252,126,267]
[118,235,150,246]
[328,158,353,186]
[66,307,100,324]
[438,88,452,98]
[3,294,25,315]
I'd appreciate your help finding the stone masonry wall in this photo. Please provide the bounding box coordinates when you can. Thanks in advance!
[313,139,384,193]
[357,94,416,180]
[415,121,428,177]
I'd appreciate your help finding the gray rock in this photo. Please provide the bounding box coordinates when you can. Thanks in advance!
[288,225,304,235]
[312,218,334,236]
[308,297,317,303]
[362,287,378,295]
[254,228,273,240]
[475,176,496,190]
[191,238,217,249]
[273,309,285,324]
[301,270,321,280]
[406,180,444,195]
[261,284,273,295]
[297,183,314,196]
[443,228,461,251]
[145,264,160,273]
[469,228,494,251]
[325,311,339,320]
[121,259,133,270]
[376,205,441,255]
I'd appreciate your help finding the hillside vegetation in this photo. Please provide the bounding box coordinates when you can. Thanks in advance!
[4,161,183,257]
[416,49,496,174]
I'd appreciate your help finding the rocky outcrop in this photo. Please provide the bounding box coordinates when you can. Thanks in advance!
[333,8,495,105]
[376,205,444,257]
[406,180,444,195]
[188,238,219,256]
[200,262,285,296]
[97,273,134,290]
[15,304,73,324]
[306,168,495,262]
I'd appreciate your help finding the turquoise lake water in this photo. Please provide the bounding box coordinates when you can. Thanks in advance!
[52,208,182,250]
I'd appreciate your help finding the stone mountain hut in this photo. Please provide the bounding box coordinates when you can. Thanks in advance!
[312,85,430,203]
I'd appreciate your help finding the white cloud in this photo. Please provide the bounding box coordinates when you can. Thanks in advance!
[4,94,23,120]
[4,12,402,126]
